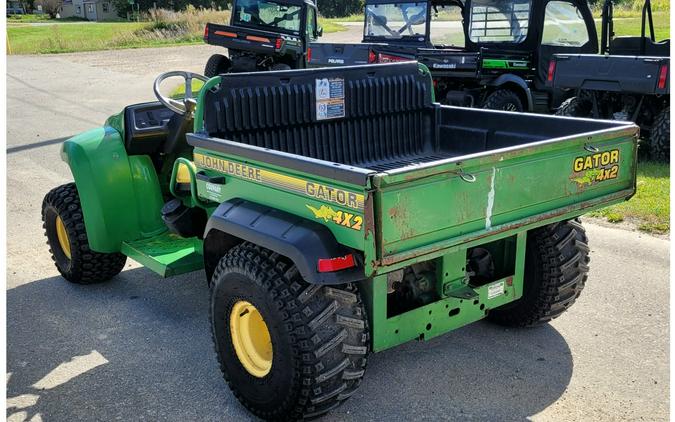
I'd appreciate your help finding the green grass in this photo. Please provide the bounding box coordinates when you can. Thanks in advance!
[6,14,89,23]
[587,162,670,234]
[7,12,345,55]
[318,18,347,33]
[599,11,670,41]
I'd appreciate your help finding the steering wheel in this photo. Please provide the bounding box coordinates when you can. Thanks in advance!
[153,71,209,116]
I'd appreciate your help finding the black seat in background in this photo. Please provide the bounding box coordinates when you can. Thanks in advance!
[201,62,437,168]
[610,36,670,57]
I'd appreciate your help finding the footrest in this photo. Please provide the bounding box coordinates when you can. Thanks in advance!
[121,232,203,277]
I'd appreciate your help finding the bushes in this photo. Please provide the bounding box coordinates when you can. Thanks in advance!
[317,0,363,18]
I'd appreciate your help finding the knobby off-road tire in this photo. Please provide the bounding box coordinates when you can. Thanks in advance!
[42,183,126,284]
[649,106,670,162]
[271,63,292,71]
[483,89,524,112]
[488,220,590,327]
[555,97,591,118]
[204,54,232,77]
[210,242,369,421]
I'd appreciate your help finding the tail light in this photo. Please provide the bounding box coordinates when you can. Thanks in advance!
[368,49,377,63]
[306,47,312,62]
[203,24,209,40]
[317,254,355,273]
[658,63,668,90]
[547,60,556,83]
[377,53,408,63]
[275,38,283,50]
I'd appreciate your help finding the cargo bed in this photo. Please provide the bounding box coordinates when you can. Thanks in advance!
[189,62,638,272]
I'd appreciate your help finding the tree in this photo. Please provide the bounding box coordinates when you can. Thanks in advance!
[37,0,62,18]
[317,0,362,18]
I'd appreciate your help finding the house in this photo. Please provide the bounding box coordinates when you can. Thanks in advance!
[61,0,117,21]
[6,0,26,15]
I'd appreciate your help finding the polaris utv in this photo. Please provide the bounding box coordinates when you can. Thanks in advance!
[548,0,670,161]
[203,0,322,76]
[309,0,598,112]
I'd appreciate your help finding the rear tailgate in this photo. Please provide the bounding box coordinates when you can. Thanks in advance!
[308,42,380,67]
[551,54,670,95]
[372,116,638,266]
[205,23,297,55]
[415,49,480,77]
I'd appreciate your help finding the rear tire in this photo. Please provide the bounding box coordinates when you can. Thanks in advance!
[210,242,369,420]
[649,106,670,162]
[42,183,126,284]
[487,220,590,327]
[205,53,232,77]
[271,63,292,71]
[483,89,524,112]
[556,97,591,118]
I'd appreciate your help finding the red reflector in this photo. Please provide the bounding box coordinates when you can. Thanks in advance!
[368,49,377,63]
[317,254,355,273]
[378,53,408,63]
[307,47,312,62]
[547,60,556,82]
[203,24,209,40]
[275,38,283,49]
[658,64,668,89]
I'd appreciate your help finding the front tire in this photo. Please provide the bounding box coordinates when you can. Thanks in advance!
[42,183,126,284]
[488,220,590,327]
[483,89,524,112]
[210,243,369,420]
[648,106,670,162]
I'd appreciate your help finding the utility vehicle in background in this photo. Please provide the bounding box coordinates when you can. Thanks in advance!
[203,0,322,76]
[42,63,638,420]
[548,0,670,161]
[308,0,598,112]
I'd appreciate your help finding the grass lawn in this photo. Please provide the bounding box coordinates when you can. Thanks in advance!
[7,17,345,55]
[587,162,670,234]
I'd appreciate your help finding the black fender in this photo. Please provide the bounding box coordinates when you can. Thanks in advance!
[488,74,534,111]
[202,199,364,285]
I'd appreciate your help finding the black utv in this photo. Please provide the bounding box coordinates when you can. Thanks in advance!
[548,0,670,161]
[203,0,322,76]
[308,0,598,113]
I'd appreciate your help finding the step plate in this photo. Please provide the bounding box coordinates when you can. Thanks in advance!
[121,233,203,277]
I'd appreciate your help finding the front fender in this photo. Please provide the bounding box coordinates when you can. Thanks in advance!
[60,126,165,253]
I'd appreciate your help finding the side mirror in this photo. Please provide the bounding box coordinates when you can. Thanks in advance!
[317,25,323,37]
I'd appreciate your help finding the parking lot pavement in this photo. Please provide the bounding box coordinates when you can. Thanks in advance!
[6,43,669,421]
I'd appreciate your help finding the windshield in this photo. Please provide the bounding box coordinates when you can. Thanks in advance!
[430,5,464,47]
[469,0,531,44]
[365,2,428,40]
[233,0,302,35]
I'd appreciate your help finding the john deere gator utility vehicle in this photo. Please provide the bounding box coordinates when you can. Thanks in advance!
[309,0,598,112]
[43,62,638,420]
[203,0,322,76]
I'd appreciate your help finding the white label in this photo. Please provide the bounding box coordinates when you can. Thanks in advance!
[487,281,504,300]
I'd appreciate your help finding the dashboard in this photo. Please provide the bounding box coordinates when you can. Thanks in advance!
[124,101,176,155]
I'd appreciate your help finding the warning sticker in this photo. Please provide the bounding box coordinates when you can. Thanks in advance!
[487,281,505,300]
[315,78,345,120]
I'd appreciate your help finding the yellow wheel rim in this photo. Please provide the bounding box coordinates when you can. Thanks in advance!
[229,300,273,377]
[55,215,71,260]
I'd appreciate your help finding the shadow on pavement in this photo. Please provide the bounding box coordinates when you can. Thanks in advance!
[7,268,573,421]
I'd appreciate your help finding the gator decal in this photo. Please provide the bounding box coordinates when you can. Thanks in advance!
[482,59,530,70]
[306,204,363,231]
[571,149,620,186]
[193,153,365,210]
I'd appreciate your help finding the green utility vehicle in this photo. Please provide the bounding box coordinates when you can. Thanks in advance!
[42,63,638,420]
